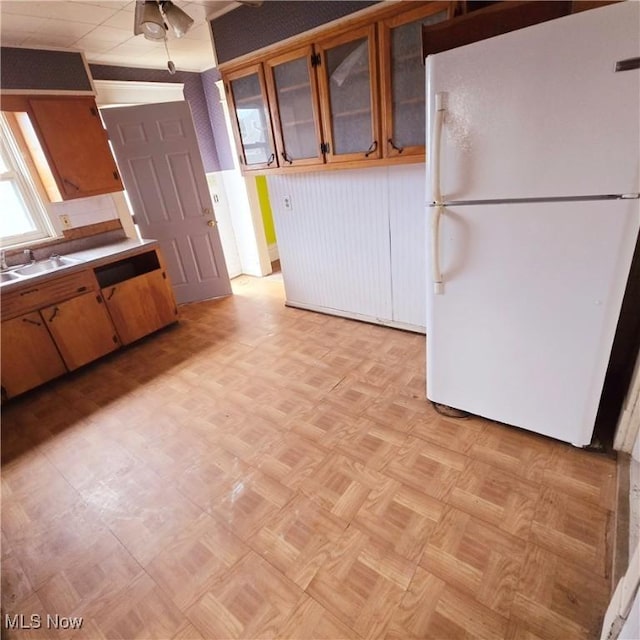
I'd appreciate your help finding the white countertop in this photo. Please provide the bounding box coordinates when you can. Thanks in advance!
[1,238,159,293]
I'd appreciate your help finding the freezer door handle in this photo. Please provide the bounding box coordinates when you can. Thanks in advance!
[431,205,445,295]
[431,92,446,205]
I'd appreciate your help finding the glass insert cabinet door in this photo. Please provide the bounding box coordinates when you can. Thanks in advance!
[380,3,451,158]
[225,64,277,170]
[316,25,380,163]
[265,46,324,168]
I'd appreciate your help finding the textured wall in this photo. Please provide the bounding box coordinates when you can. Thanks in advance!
[0,47,92,92]
[89,64,220,173]
[211,1,379,64]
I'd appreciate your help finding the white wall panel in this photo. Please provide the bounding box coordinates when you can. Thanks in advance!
[388,163,426,330]
[269,168,393,322]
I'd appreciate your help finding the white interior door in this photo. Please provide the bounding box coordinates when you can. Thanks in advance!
[102,102,232,304]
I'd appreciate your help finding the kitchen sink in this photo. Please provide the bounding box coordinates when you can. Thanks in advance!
[0,271,19,283]
[14,256,80,276]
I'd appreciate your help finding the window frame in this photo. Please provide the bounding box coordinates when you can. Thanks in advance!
[0,114,56,249]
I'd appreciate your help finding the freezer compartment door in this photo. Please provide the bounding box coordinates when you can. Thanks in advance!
[426,199,639,445]
[426,2,640,203]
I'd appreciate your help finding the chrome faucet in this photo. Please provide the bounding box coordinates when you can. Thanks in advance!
[23,249,35,264]
[0,251,7,270]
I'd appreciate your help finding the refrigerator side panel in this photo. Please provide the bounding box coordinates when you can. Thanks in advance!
[426,1,640,202]
[426,199,639,445]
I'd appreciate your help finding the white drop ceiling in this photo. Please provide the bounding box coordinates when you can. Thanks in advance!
[0,0,238,72]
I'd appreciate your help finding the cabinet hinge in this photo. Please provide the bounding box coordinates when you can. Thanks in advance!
[96,294,102,304]
[131,215,137,225]
[113,170,119,181]
[320,142,330,154]
[112,335,119,344]
[311,53,321,67]
[162,271,167,279]
[90,106,98,117]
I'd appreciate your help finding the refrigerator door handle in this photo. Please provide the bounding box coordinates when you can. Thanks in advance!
[431,92,447,205]
[431,92,447,294]
[431,205,445,295]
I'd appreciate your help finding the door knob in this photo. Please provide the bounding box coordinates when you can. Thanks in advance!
[207,219,217,227]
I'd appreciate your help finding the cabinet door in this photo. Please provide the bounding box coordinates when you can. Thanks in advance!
[316,24,380,163]
[380,3,451,158]
[103,270,178,345]
[265,46,324,168]
[27,96,123,200]
[1,312,67,398]
[225,65,278,171]
[42,293,120,370]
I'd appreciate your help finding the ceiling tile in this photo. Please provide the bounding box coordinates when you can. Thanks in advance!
[84,25,132,45]
[37,18,96,39]
[0,13,48,32]
[102,8,137,30]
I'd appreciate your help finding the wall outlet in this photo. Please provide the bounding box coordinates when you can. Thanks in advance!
[59,214,72,230]
[283,195,292,211]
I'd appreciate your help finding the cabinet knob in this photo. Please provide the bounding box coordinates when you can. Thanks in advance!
[207,219,217,228]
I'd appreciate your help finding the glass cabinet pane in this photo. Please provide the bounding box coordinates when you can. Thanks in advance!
[230,73,274,166]
[273,57,317,161]
[325,36,374,156]
[390,9,448,150]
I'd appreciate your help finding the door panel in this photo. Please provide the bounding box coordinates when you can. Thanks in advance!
[1,312,67,397]
[103,270,178,345]
[426,199,639,445]
[43,293,119,371]
[102,102,232,304]
[426,2,640,201]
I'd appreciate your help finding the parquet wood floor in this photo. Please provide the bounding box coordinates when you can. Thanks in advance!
[1,275,617,639]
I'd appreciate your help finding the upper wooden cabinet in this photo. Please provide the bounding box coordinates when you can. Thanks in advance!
[316,24,380,163]
[225,64,278,171]
[379,2,451,159]
[264,46,324,168]
[25,96,123,200]
[220,0,586,174]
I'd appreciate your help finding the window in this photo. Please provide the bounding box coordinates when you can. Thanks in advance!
[0,114,54,248]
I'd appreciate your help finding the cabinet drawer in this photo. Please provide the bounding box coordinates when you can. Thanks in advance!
[1,270,96,321]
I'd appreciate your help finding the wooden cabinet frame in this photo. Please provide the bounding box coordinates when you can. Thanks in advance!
[224,64,278,171]
[379,1,453,159]
[315,23,381,164]
[264,45,325,169]
[2,95,124,200]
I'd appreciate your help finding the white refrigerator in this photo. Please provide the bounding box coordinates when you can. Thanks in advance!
[425,2,640,446]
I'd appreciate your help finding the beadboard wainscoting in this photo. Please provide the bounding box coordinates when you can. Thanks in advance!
[268,164,426,332]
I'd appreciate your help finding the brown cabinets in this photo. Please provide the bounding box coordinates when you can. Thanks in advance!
[226,64,278,170]
[42,293,119,370]
[0,246,178,400]
[316,24,380,163]
[96,252,179,346]
[264,45,324,168]
[2,95,123,200]
[221,1,452,173]
[0,312,67,398]
[221,0,593,174]
[380,2,451,159]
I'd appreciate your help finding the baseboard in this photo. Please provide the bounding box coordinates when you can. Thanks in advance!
[284,299,426,335]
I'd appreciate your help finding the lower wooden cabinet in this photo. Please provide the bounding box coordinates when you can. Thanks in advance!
[1,245,179,399]
[1,311,67,399]
[102,270,178,345]
[42,293,120,370]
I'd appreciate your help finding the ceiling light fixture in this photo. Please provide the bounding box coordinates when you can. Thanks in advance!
[138,0,166,41]
[160,1,194,38]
